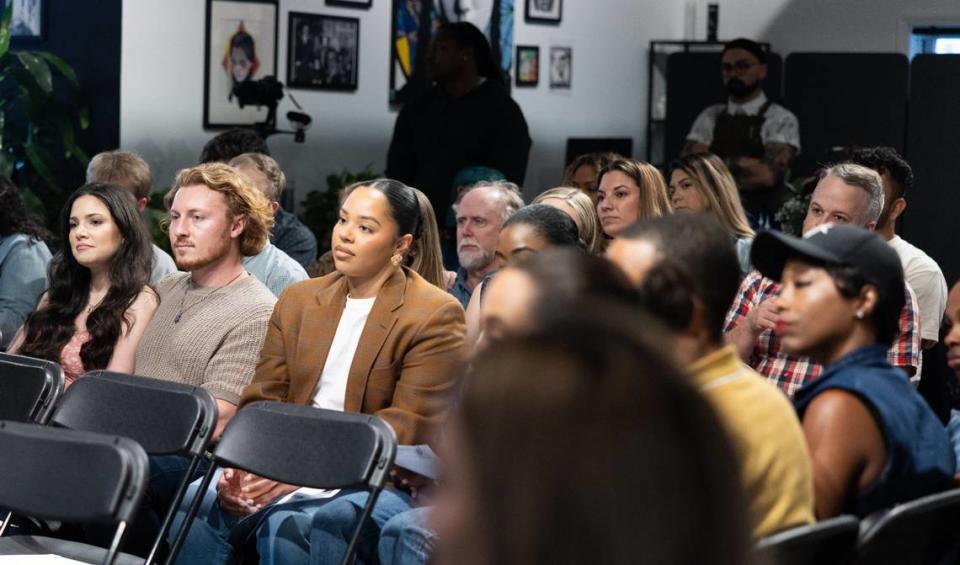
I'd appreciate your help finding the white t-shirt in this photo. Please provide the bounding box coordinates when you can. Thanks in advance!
[311,296,377,411]
[889,235,948,343]
[686,91,801,151]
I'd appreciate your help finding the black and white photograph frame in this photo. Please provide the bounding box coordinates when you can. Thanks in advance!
[204,0,279,129]
[515,45,539,87]
[550,46,571,89]
[525,0,561,25]
[7,0,44,39]
[287,12,360,91]
[325,0,372,9]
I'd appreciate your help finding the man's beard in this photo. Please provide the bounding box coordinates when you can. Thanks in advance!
[173,231,234,271]
[458,245,494,272]
[726,78,760,99]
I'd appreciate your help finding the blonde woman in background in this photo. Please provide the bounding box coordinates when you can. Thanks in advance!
[668,152,755,274]
[596,158,672,238]
[533,187,603,255]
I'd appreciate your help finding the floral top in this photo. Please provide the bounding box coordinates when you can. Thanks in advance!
[60,330,91,386]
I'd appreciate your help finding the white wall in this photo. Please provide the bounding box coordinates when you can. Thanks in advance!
[120,0,684,203]
[684,0,960,55]
[120,0,960,203]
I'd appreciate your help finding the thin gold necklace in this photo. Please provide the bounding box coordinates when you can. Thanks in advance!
[174,271,245,323]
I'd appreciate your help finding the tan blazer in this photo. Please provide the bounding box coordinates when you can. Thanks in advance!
[241,267,466,445]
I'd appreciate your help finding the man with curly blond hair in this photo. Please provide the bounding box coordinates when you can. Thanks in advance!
[130,163,278,555]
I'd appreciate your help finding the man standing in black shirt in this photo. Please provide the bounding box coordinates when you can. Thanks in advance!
[386,22,531,222]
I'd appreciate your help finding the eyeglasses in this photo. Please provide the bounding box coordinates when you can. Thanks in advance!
[721,60,761,73]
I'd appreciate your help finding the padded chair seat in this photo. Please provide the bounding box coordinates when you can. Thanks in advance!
[0,535,144,564]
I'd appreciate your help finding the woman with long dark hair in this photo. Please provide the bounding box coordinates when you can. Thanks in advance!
[0,176,52,348]
[10,183,158,384]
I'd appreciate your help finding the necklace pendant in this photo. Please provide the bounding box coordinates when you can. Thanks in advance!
[174,313,182,323]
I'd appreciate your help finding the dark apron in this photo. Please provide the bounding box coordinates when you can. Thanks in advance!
[709,101,790,231]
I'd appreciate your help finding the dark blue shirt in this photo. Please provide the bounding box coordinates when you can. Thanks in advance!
[448,267,471,309]
[794,345,956,517]
[272,207,318,269]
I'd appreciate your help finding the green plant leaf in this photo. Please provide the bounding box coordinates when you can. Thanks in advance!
[16,52,52,93]
[36,52,78,86]
[0,2,12,59]
[23,143,57,188]
[78,107,89,130]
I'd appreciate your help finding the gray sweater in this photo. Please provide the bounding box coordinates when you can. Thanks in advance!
[135,272,276,404]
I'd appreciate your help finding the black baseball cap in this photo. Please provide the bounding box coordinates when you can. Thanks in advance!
[751,224,904,305]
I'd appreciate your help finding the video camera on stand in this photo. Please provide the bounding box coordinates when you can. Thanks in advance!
[232,76,312,143]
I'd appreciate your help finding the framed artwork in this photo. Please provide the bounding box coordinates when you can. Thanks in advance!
[390,0,514,105]
[204,0,279,129]
[6,0,44,39]
[326,0,372,8]
[550,46,571,88]
[515,45,538,87]
[525,0,561,25]
[287,12,360,91]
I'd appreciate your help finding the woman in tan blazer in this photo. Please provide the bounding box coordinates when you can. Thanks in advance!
[173,179,466,565]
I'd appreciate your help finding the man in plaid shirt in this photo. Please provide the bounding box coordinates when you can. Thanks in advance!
[725,163,921,398]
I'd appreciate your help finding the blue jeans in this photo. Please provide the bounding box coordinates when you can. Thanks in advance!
[82,454,208,557]
[305,490,415,565]
[168,470,344,565]
[378,507,435,565]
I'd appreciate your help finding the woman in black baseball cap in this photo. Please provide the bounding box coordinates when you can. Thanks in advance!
[751,224,955,518]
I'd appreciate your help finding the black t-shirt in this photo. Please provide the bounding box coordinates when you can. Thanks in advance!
[385,80,531,217]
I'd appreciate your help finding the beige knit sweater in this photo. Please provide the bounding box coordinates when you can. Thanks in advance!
[135,272,277,404]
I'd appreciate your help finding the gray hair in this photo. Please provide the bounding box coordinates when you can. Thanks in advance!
[454,180,525,224]
[821,163,884,225]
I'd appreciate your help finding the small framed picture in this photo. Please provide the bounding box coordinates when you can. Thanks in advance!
[325,0,372,8]
[515,45,539,87]
[525,0,561,25]
[550,46,571,89]
[6,0,44,39]
[204,0,279,129]
[287,12,360,91]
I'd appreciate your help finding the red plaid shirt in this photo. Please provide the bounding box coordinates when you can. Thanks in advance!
[723,271,921,398]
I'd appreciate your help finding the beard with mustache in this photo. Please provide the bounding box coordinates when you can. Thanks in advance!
[726,77,761,99]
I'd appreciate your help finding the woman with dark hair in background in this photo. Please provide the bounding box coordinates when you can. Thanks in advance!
[561,152,622,206]
[464,204,582,350]
[433,305,752,565]
[386,21,530,223]
[10,183,157,384]
[752,225,955,518]
[172,178,466,564]
[0,176,52,349]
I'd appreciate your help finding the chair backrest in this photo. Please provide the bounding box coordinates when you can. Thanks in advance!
[0,419,147,524]
[854,488,960,565]
[50,370,217,456]
[756,515,859,565]
[0,352,64,424]
[214,401,397,490]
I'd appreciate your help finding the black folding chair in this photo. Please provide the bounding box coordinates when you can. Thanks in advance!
[0,419,148,565]
[50,370,218,565]
[756,515,859,565]
[854,488,960,565]
[0,352,64,424]
[174,401,397,565]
